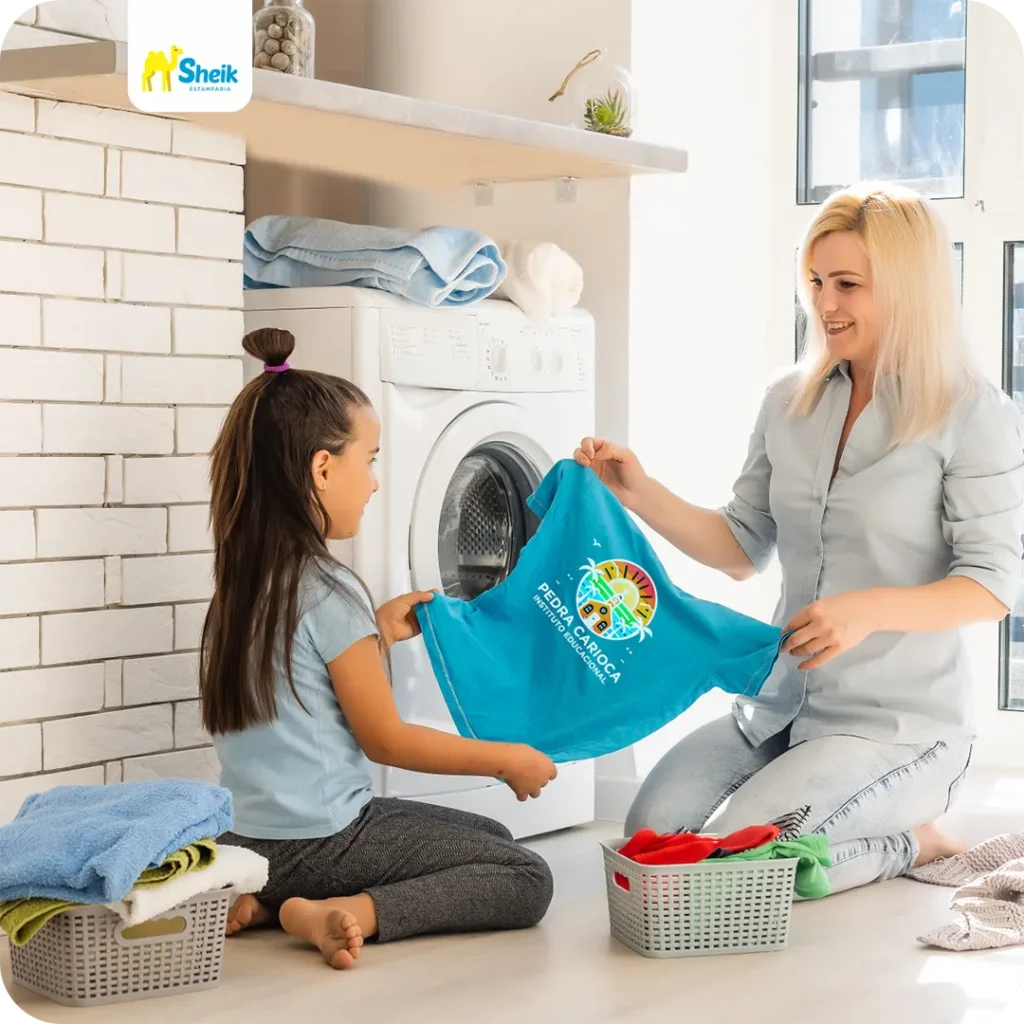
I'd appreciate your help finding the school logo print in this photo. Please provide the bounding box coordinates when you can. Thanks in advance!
[576,559,657,642]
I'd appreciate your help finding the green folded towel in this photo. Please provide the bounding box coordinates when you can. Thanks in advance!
[716,835,832,898]
[133,837,217,888]
[0,838,219,945]
[0,898,78,946]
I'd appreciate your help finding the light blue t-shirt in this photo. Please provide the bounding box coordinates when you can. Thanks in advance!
[213,561,378,839]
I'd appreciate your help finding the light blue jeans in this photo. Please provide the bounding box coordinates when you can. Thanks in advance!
[625,715,973,896]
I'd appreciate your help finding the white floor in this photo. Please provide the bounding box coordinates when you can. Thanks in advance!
[4,770,1024,1024]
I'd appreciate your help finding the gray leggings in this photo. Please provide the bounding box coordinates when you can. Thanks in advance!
[221,797,554,943]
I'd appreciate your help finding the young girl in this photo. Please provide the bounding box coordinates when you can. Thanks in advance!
[201,326,557,969]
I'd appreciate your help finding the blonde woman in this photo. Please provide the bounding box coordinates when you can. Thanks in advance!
[576,183,1024,894]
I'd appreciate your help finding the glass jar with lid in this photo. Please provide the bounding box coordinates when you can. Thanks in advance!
[253,0,314,78]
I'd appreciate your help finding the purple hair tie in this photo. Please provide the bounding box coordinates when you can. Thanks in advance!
[264,362,290,373]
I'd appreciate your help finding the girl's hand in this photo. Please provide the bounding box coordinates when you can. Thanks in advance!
[501,745,558,802]
[573,437,649,511]
[783,590,879,670]
[376,590,436,647]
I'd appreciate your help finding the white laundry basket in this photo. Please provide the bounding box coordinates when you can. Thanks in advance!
[9,888,231,1006]
[601,840,797,957]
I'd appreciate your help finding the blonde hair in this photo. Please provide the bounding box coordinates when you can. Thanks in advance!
[792,182,975,442]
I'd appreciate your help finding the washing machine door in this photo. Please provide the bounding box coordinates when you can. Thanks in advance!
[384,402,551,800]
[409,402,551,595]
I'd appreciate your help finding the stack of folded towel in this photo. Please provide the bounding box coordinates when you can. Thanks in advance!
[244,216,507,307]
[0,780,268,945]
[242,216,586,320]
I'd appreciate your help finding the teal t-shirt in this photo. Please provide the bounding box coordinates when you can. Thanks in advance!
[213,561,378,839]
[418,460,785,762]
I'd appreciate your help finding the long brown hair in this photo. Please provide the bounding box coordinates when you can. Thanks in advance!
[200,327,375,735]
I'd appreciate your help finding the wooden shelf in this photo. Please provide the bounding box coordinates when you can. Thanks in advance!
[0,40,688,189]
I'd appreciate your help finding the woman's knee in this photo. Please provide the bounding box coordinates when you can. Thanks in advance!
[624,787,689,837]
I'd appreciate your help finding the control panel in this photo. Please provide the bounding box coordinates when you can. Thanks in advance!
[380,307,593,393]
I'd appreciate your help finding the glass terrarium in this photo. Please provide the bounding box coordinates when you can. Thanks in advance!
[549,49,636,138]
[253,0,315,78]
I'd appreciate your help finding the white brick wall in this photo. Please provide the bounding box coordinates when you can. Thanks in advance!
[0,511,36,561]
[0,293,42,346]
[123,652,199,705]
[0,560,104,616]
[174,699,209,749]
[0,723,42,776]
[0,402,42,452]
[43,404,176,454]
[122,553,214,605]
[123,455,211,504]
[176,406,228,454]
[172,308,244,356]
[0,94,242,800]
[0,349,103,401]
[174,602,208,651]
[36,507,167,558]
[0,184,43,240]
[43,299,171,354]
[168,504,212,552]
[121,356,241,405]
[45,193,176,253]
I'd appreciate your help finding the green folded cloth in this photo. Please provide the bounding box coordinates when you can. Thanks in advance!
[0,839,219,945]
[133,837,218,888]
[716,835,832,898]
[0,898,78,946]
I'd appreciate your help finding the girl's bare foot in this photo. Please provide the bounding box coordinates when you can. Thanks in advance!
[279,897,368,970]
[913,822,967,867]
[226,893,271,935]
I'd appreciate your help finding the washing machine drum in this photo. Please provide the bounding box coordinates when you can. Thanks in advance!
[437,442,541,601]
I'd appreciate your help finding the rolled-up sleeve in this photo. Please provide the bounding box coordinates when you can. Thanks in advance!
[718,390,777,572]
[943,388,1024,610]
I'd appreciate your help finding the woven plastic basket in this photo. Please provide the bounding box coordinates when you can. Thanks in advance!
[9,888,231,1006]
[601,840,797,957]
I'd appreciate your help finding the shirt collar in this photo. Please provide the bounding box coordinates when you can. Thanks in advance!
[826,361,851,381]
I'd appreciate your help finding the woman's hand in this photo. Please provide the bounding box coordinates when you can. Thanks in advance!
[783,591,880,670]
[376,590,436,647]
[573,437,649,511]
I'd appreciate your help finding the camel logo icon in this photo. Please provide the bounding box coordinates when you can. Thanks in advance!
[141,46,183,92]
[127,0,252,114]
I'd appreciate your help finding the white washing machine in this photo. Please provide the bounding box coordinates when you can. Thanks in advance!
[243,286,597,838]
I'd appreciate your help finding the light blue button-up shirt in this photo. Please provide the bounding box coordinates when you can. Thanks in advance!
[720,365,1024,746]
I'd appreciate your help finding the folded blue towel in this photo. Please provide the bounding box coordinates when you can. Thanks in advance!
[0,781,233,903]
[243,216,507,307]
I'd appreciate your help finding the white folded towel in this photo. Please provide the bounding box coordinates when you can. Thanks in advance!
[105,844,269,926]
[494,241,583,321]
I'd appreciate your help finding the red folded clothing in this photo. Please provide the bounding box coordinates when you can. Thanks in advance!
[619,823,780,866]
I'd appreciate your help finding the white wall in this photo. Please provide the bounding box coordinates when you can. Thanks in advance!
[593,0,790,813]
[361,0,633,443]
[0,5,243,821]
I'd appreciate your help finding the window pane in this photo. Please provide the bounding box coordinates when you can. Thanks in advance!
[1000,242,1024,710]
[798,0,967,203]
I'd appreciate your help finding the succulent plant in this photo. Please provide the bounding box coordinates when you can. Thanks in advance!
[583,88,633,137]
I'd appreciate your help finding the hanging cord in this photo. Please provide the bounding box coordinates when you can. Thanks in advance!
[548,49,603,102]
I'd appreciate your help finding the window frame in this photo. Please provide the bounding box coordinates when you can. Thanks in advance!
[998,240,1024,711]
[795,0,968,205]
